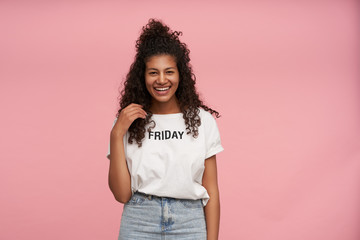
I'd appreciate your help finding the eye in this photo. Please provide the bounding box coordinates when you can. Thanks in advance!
[149,72,157,75]
[166,71,174,74]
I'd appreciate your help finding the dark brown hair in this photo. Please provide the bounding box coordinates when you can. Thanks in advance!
[116,18,220,147]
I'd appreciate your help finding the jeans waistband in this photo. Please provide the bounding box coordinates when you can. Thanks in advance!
[135,191,176,201]
[135,191,197,202]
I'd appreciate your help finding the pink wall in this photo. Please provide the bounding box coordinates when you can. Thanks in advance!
[1,0,359,239]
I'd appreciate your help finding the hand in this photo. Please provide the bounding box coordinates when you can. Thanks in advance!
[111,103,147,137]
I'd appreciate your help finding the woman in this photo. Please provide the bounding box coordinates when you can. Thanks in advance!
[107,18,224,240]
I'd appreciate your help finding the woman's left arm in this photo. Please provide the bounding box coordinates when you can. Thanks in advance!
[202,155,220,240]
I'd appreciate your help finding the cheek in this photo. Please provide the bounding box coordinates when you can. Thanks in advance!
[172,74,180,87]
[145,78,153,89]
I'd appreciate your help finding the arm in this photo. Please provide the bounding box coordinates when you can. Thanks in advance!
[108,103,147,203]
[202,155,220,240]
[108,131,132,203]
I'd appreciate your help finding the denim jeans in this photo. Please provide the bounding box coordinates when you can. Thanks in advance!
[118,191,207,239]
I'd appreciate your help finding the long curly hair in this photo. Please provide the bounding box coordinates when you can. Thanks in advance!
[116,18,220,147]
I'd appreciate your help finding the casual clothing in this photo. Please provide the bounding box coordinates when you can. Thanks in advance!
[118,191,206,240]
[107,107,224,207]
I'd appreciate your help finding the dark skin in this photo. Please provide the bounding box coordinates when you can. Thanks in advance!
[108,103,146,203]
[145,54,181,114]
[108,54,220,240]
[202,155,221,240]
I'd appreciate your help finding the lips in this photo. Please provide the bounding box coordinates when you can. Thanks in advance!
[154,86,171,95]
[154,86,170,91]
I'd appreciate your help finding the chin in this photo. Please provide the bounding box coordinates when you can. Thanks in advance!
[152,96,173,103]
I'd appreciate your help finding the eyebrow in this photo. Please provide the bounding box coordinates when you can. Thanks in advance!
[147,67,176,71]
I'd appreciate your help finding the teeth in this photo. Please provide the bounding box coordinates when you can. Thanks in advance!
[155,87,170,91]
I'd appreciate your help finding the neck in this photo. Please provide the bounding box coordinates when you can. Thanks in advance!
[150,97,181,114]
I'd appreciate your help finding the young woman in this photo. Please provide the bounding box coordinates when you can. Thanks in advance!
[107,18,224,240]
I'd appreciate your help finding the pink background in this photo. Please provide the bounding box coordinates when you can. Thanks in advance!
[1,0,359,239]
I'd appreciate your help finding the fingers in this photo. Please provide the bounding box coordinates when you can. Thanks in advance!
[124,104,147,116]
[121,103,147,120]
[126,108,147,119]
[128,103,143,108]
[128,112,147,122]
[113,103,148,136]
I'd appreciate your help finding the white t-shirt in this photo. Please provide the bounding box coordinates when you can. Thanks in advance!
[107,107,224,206]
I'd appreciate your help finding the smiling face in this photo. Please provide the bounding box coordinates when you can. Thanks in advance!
[145,54,180,113]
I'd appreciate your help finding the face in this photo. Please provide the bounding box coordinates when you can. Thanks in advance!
[145,54,180,109]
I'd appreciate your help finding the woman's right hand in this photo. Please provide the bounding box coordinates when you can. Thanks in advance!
[111,103,147,137]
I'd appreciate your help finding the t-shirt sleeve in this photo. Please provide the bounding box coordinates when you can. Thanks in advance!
[106,118,118,160]
[204,111,224,159]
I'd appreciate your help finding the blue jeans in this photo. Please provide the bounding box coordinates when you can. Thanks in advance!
[118,191,207,239]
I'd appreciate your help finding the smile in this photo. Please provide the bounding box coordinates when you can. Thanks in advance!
[154,86,171,91]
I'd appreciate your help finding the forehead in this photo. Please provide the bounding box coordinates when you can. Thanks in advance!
[145,54,177,68]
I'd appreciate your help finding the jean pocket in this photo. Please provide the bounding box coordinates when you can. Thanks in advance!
[178,199,203,209]
[125,193,146,206]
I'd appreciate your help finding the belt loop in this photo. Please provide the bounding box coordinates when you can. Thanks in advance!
[147,194,152,200]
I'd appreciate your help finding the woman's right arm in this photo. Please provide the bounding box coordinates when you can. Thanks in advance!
[108,103,147,203]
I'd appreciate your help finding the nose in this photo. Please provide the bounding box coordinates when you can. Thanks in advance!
[157,72,167,85]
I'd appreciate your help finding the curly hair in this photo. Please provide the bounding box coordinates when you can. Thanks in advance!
[116,18,220,147]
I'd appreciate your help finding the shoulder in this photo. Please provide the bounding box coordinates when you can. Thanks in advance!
[111,117,119,129]
[111,117,118,127]
[198,107,216,122]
